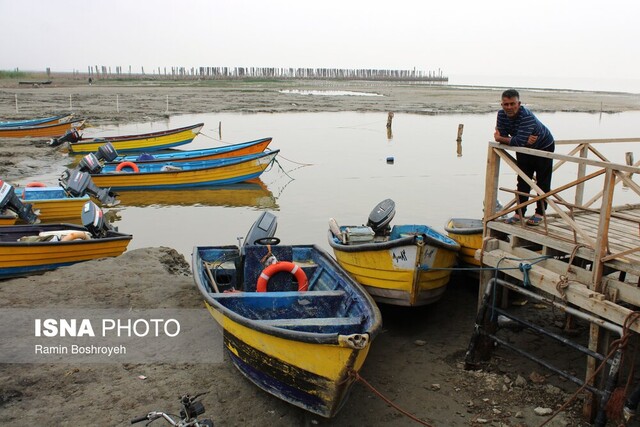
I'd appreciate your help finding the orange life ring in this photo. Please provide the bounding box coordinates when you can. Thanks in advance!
[256,261,308,292]
[115,161,139,173]
[26,182,46,187]
[61,231,90,241]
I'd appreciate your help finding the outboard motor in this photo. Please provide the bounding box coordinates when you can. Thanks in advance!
[241,211,278,256]
[0,180,39,224]
[81,200,113,238]
[76,143,119,175]
[367,198,396,237]
[48,128,82,147]
[59,169,119,207]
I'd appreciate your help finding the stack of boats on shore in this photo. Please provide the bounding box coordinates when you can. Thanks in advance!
[0,115,280,280]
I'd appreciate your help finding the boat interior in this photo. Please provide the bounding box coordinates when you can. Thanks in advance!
[199,245,368,334]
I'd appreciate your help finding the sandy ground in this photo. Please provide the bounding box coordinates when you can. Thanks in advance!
[1,78,638,426]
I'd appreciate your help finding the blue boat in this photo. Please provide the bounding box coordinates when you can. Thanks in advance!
[0,113,73,128]
[108,137,272,165]
[192,212,382,418]
[91,150,279,191]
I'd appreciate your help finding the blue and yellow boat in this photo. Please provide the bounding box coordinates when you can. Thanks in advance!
[328,199,460,306]
[0,223,131,279]
[192,212,381,418]
[0,113,73,128]
[14,186,91,222]
[90,150,279,191]
[66,123,204,154]
[109,137,272,165]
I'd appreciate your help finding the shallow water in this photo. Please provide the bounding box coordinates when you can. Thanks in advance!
[30,111,640,261]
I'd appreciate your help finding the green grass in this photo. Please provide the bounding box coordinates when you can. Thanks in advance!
[0,70,29,79]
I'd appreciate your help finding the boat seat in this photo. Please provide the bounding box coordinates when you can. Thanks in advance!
[209,290,348,314]
[253,316,362,327]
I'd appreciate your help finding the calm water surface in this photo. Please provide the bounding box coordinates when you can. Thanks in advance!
[30,111,640,262]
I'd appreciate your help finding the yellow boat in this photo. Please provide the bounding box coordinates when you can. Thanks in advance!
[444,217,483,267]
[328,199,460,306]
[90,150,279,191]
[193,212,381,417]
[65,123,204,154]
[15,186,90,222]
[0,222,131,279]
[0,119,85,138]
[115,179,278,209]
[0,213,17,225]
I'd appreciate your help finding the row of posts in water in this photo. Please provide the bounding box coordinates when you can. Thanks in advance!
[81,66,448,82]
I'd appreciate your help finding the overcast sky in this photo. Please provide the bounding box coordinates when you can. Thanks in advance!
[1,0,638,91]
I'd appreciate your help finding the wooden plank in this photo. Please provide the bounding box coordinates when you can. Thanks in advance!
[593,169,615,293]
[254,317,361,327]
[481,243,640,334]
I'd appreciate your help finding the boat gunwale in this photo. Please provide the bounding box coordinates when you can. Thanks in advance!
[0,223,132,246]
[327,228,461,253]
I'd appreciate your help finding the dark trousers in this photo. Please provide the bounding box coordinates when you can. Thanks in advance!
[515,148,553,216]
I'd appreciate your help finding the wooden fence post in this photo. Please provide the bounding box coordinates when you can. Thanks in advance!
[456,124,464,156]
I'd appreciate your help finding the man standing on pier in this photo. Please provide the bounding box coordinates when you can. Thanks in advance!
[494,89,555,226]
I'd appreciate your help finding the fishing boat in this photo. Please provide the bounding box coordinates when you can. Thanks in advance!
[444,217,483,267]
[115,179,278,209]
[88,150,279,191]
[0,113,73,128]
[327,199,461,307]
[192,212,381,418]
[62,123,204,154]
[0,119,85,138]
[14,185,91,222]
[109,137,272,165]
[0,202,132,279]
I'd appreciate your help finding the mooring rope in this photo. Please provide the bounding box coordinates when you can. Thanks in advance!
[350,370,435,426]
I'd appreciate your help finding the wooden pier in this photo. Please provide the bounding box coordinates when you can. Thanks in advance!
[466,137,640,424]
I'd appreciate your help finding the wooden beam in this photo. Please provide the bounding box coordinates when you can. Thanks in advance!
[481,243,640,334]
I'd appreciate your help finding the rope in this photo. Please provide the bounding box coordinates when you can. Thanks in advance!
[351,370,435,426]
[537,311,640,427]
[519,263,532,287]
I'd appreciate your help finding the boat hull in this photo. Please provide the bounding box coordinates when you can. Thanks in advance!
[328,225,460,306]
[0,224,132,279]
[92,150,278,190]
[207,304,370,417]
[445,218,483,267]
[68,123,204,154]
[193,243,381,417]
[0,119,85,138]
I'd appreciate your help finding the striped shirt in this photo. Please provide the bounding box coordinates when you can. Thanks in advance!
[496,106,554,151]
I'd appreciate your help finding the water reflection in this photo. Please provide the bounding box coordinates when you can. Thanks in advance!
[114,179,278,209]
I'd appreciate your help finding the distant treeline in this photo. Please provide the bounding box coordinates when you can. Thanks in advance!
[83,66,448,82]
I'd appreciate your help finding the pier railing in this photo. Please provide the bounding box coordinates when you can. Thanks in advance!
[483,138,640,286]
